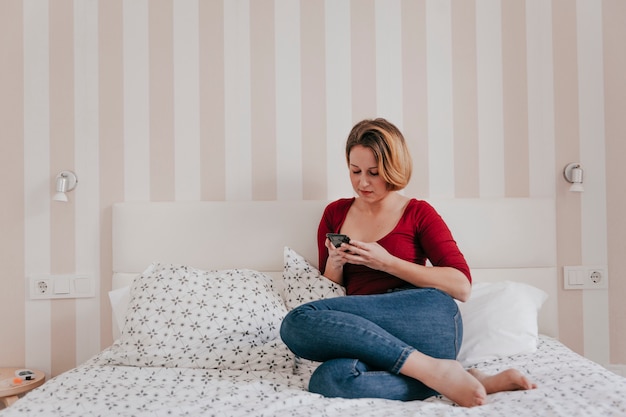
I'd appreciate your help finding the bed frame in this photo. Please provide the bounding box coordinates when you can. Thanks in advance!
[111,198,558,338]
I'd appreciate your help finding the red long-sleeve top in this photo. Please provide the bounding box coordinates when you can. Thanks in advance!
[317,198,471,295]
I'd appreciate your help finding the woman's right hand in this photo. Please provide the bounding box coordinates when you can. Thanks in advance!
[322,238,349,285]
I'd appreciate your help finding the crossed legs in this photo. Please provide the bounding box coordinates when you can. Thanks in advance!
[280,289,536,407]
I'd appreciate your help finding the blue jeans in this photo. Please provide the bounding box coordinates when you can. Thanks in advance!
[279,287,463,401]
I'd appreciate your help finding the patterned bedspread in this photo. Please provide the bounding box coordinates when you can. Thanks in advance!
[2,336,625,417]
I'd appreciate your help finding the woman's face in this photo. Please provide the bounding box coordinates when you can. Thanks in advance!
[348,145,389,202]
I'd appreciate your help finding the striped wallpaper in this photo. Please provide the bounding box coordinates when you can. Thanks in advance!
[0,0,624,377]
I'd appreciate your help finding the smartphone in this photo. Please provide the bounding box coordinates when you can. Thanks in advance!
[326,233,351,248]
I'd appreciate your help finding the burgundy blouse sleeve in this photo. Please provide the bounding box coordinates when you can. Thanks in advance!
[317,208,332,273]
[415,202,472,283]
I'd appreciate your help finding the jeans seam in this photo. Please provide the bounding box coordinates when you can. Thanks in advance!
[454,308,461,357]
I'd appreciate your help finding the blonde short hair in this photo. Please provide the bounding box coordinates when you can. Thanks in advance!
[345,118,412,191]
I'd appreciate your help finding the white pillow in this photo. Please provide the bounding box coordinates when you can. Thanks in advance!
[99,262,293,372]
[282,247,345,310]
[457,281,548,366]
[281,247,346,375]
[108,285,131,335]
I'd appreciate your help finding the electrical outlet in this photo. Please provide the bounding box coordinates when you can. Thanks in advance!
[29,275,94,299]
[563,266,608,290]
[589,270,602,284]
[35,279,51,295]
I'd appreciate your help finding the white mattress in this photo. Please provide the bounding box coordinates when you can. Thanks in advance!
[3,336,625,417]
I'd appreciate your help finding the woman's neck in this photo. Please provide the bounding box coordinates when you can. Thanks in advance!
[354,192,407,215]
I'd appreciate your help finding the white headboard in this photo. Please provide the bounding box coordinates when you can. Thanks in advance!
[111,198,558,337]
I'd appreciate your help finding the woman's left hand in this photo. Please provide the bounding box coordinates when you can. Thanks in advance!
[344,239,472,301]
[342,240,394,273]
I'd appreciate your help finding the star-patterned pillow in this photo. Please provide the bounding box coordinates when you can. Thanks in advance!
[99,262,293,372]
[282,247,345,310]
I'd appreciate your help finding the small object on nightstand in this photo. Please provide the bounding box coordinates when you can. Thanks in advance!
[0,368,45,408]
[15,369,35,381]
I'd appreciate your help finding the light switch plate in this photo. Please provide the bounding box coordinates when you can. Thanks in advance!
[563,266,608,290]
[29,275,95,299]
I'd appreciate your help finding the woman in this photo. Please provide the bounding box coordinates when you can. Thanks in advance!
[280,118,535,407]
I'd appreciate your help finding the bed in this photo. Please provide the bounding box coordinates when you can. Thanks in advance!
[3,198,626,417]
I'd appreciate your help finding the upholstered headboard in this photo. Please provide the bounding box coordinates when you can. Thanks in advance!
[111,198,558,337]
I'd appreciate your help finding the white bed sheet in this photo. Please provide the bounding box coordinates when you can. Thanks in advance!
[3,336,625,417]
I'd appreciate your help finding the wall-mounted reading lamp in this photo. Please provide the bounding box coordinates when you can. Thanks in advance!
[563,163,584,192]
[53,171,78,202]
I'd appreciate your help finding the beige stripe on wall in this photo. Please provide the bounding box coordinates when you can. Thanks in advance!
[502,0,530,198]
[603,0,626,365]
[451,0,479,198]
[526,0,555,198]
[0,0,25,369]
[250,0,277,201]
[199,0,226,201]
[301,0,327,200]
[49,0,77,377]
[351,0,377,124]
[98,0,125,350]
[552,0,583,355]
[401,0,429,198]
[149,0,175,202]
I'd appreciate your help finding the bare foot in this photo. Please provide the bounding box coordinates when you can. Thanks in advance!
[467,368,537,394]
[401,352,487,407]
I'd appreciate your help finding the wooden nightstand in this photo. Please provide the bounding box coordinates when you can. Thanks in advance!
[0,368,45,407]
